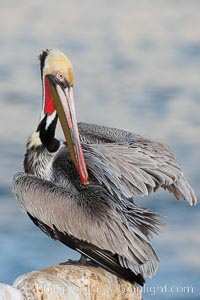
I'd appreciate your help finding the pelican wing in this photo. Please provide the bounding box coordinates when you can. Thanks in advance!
[12,172,162,281]
[82,140,197,206]
[78,122,141,144]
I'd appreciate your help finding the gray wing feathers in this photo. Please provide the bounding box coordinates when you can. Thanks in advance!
[12,172,161,278]
[78,122,140,144]
[78,122,196,205]
[166,178,197,204]
[83,141,197,205]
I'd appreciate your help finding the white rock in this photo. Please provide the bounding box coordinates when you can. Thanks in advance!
[13,265,142,300]
[0,283,24,300]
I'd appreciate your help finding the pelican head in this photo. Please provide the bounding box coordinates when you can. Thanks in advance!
[38,49,88,184]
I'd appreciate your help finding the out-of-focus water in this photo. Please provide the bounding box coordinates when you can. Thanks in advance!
[0,1,200,299]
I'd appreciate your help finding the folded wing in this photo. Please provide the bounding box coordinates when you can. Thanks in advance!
[12,172,162,282]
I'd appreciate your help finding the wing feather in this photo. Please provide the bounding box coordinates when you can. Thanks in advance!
[82,141,197,205]
[12,172,162,279]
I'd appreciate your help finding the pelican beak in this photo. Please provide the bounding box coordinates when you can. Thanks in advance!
[45,75,89,185]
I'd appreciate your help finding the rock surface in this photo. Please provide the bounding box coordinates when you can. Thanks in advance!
[13,265,142,300]
[0,283,24,300]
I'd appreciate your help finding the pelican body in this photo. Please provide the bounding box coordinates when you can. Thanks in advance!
[12,49,197,286]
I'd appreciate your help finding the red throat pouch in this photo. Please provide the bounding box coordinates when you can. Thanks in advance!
[44,76,55,114]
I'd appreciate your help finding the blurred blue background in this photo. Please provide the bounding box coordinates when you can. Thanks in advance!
[0,1,200,299]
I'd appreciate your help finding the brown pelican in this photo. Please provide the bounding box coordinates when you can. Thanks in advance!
[12,49,197,286]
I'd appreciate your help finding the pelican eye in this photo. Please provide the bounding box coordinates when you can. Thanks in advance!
[55,72,69,88]
[56,72,65,82]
